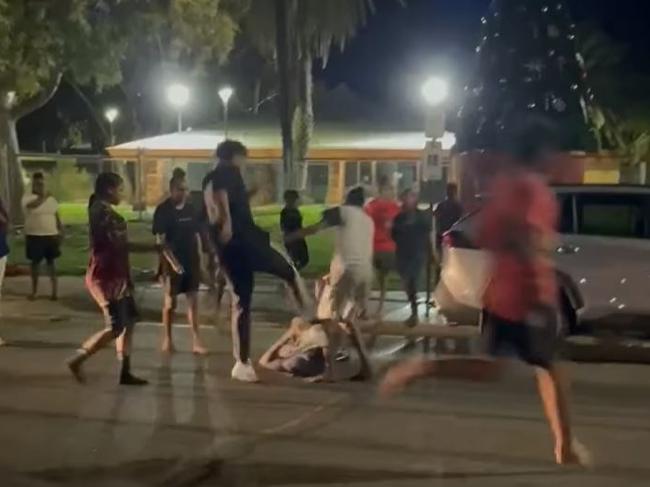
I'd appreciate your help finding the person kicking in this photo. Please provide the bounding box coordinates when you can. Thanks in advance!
[380,119,589,466]
[206,140,309,382]
[153,170,207,354]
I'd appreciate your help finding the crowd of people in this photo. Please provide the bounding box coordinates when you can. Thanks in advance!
[0,121,590,464]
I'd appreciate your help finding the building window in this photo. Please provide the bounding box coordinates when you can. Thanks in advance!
[345,161,359,187]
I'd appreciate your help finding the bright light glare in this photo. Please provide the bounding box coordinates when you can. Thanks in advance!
[104,107,119,123]
[218,86,234,104]
[167,83,190,108]
[421,77,449,106]
[437,131,457,150]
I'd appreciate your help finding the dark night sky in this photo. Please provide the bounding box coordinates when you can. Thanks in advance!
[19,0,650,150]
[319,0,650,107]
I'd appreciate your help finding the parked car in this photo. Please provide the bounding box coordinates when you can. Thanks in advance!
[435,185,650,337]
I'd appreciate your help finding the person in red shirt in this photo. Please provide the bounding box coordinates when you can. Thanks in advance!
[364,176,400,316]
[379,119,589,466]
[66,173,154,386]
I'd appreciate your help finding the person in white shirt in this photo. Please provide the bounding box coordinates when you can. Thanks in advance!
[286,186,374,379]
[21,172,63,300]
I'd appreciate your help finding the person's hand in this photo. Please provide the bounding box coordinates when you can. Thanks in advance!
[219,223,233,245]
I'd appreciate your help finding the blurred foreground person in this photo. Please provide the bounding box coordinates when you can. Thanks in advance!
[67,173,153,385]
[380,120,589,466]
[0,195,9,299]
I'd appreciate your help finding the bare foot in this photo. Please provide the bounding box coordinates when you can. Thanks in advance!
[192,343,208,355]
[555,439,593,467]
[67,358,86,384]
[378,359,428,398]
[161,339,176,354]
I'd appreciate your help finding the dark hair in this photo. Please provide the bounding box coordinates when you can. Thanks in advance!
[169,171,186,190]
[215,140,248,162]
[446,183,458,196]
[345,186,365,207]
[284,189,299,203]
[399,187,414,201]
[32,172,44,180]
[89,172,122,208]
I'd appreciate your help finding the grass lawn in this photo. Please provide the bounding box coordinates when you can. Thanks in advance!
[7,203,335,278]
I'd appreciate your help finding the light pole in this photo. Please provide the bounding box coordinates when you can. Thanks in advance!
[421,76,449,321]
[167,83,190,132]
[218,86,234,138]
[104,107,119,145]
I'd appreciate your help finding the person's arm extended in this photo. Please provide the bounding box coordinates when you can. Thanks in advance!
[25,194,48,210]
[258,327,297,370]
[285,206,341,243]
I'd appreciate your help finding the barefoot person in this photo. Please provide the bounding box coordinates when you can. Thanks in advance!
[364,176,400,316]
[205,140,308,382]
[22,172,63,300]
[67,173,151,385]
[391,188,433,326]
[380,119,587,465]
[153,171,207,354]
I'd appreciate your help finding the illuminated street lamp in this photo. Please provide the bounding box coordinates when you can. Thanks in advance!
[104,107,119,145]
[421,76,449,319]
[421,76,449,107]
[218,86,234,137]
[167,83,190,132]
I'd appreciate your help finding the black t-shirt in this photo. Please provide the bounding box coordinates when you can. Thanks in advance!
[152,199,199,266]
[207,163,257,240]
[280,207,303,234]
[435,199,463,235]
[392,209,432,260]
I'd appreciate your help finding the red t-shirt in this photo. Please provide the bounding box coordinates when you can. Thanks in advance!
[479,172,558,322]
[365,198,400,253]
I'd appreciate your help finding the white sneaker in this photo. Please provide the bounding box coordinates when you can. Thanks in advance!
[231,360,259,383]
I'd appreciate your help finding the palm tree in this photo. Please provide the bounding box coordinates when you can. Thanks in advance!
[245,0,383,188]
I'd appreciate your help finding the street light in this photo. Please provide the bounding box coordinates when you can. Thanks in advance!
[421,77,449,107]
[420,76,449,321]
[218,86,234,137]
[167,83,190,132]
[104,107,119,145]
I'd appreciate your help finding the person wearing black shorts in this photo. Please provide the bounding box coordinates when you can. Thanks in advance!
[380,119,589,466]
[153,171,207,355]
[21,172,64,300]
[206,140,308,383]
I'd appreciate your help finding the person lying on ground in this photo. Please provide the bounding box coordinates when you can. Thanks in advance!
[258,316,371,382]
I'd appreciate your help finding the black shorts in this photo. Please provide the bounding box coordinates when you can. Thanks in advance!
[104,296,139,335]
[373,252,396,273]
[25,235,60,264]
[164,269,200,296]
[481,308,559,369]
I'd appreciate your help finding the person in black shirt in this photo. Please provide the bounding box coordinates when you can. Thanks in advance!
[392,188,433,325]
[280,190,309,270]
[433,183,463,251]
[153,172,207,355]
[205,140,307,382]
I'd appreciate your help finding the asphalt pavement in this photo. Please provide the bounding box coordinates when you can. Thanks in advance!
[1,277,650,486]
